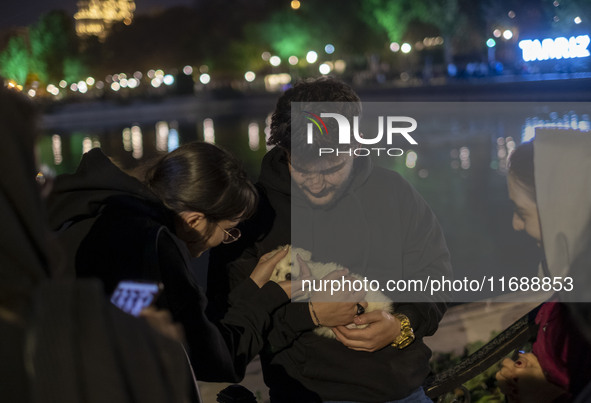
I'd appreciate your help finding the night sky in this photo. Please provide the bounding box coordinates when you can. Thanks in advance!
[1,0,195,29]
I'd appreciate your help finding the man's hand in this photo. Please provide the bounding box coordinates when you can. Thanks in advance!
[332,310,401,352]
[308,267,367,327]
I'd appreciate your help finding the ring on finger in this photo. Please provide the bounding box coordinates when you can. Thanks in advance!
[356,303,365,315]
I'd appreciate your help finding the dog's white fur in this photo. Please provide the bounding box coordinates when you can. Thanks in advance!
[269,245,393,339]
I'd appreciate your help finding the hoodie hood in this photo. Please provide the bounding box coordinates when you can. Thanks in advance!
[534,129,591,281]
[47,149,159,230]
[258,147,292,196]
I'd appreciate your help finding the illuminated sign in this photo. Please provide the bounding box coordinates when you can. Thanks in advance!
[519,35,590,61]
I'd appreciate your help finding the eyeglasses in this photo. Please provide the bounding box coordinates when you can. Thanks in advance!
[218,225,241,244]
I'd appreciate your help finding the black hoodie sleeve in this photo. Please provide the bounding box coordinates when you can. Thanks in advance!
[393,179,452,339]
[156,231,289,382]
[213,243,317,353]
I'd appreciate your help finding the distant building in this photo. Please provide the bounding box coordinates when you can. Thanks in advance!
[74,0,136,41]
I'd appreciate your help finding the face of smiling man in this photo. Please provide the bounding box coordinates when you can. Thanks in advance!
[289,154,355,207]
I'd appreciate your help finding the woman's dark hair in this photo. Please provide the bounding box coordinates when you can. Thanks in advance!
[508,140,536,202]
[145,142,258,222]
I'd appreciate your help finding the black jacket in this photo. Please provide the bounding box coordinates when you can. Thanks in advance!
[47,149,289,382]
[209,147,452,402]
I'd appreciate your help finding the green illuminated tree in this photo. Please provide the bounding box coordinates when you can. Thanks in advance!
[361,0,469,67]
[63,56,86,83]
[0,11,84,86]
[0,36,29,84]
[361,0,416,44]
[29,11,81,83]
[258,9,321,59]
[413,0,464,66]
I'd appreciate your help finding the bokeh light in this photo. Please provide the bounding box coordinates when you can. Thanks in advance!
[163,74,175,85]
[244,71,256,82]
[270,56,281,66]
[200,73,211,84]
[306,51,318,63]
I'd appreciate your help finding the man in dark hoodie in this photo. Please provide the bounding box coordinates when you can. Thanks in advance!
[208,77,452,402]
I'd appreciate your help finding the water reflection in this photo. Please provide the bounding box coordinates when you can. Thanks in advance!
[203,118,215,144]
[168,127,179,151]
[131,126,143,159]
[522,111,590,142]
[405,150,417,169]
[459,146,470,170]
[248,122,260,151]
[122,128,132,151]
[155,121,169,152]
[51,134,62,165]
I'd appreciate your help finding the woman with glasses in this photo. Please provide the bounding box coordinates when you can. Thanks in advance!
[47,141,292,382]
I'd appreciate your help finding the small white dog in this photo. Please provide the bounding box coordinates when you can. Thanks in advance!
[269,245,393,339]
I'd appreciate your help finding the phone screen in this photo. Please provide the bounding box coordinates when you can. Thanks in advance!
[110,281,162,316]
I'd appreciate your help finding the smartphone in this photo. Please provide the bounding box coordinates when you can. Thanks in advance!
[110,280,163,317]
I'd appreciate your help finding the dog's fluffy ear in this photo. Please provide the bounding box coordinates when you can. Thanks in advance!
[291,247,311,262]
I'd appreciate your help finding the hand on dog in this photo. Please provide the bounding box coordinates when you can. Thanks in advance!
[250,247,289,290]
[332,310,401,352]
[495,353,567,403]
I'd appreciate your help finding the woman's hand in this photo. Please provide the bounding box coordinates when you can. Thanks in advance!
[495,353,567,403]
[496,357,520,402]
[139,307,186,344]
[249,247,289,288]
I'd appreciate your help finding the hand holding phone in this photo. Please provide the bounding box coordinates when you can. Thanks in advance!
[110,280,163,316]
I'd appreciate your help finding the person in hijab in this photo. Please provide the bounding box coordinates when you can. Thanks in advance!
[496,130,591,403]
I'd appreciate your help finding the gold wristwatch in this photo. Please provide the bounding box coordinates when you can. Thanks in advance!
[390,313,415,349]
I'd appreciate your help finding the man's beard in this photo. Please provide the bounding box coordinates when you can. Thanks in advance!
[304,171,355,210]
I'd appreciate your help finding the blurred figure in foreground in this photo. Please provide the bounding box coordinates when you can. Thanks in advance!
[0,83,189,403]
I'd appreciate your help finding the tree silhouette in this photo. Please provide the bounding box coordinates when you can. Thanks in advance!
[0,36,29,85]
